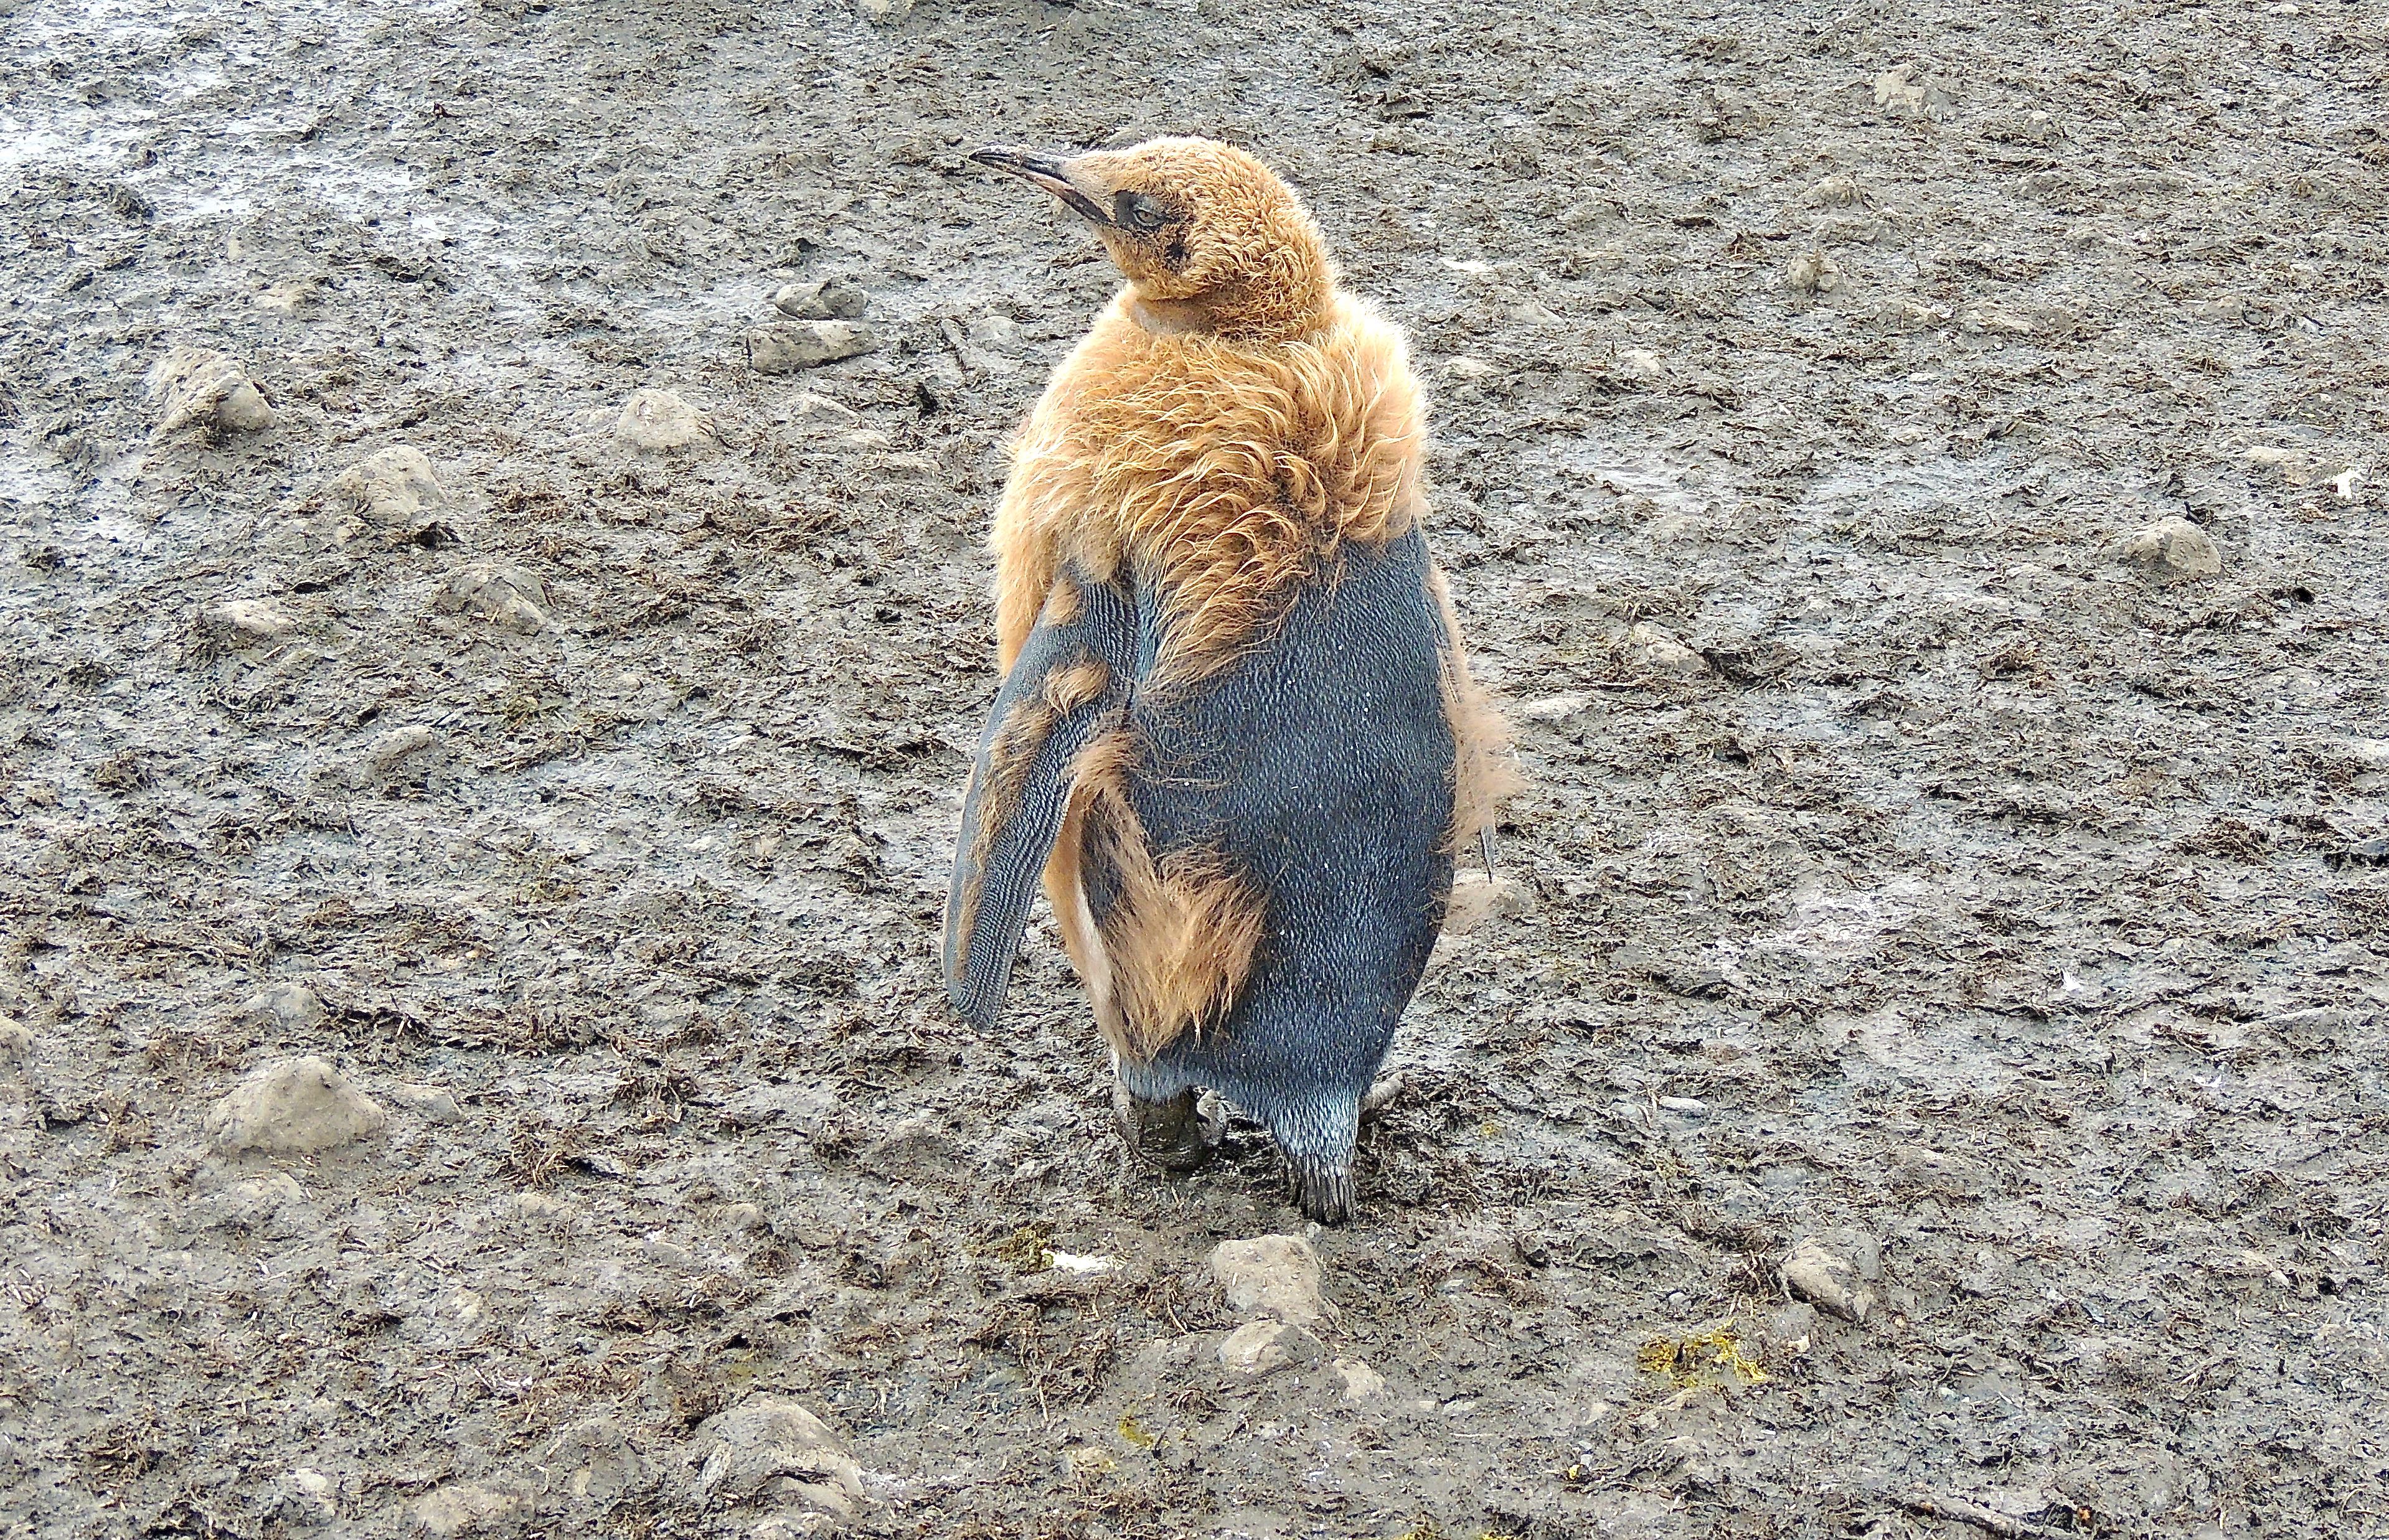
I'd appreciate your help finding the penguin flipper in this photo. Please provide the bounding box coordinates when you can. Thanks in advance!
[944,575,1132,1030]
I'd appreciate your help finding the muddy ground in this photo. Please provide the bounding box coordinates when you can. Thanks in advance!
[3,0,2387,1536]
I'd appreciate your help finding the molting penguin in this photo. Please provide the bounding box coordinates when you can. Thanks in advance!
[946,136,1510,1223]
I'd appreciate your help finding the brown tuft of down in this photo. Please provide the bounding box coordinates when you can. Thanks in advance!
[1428,566,1520,858]
[993,294,1425,683]
[1042,729,1269,1062]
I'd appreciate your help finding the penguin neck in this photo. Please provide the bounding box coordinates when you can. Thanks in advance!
[1126,275,1331,345]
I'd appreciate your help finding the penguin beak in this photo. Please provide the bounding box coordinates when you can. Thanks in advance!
[971,146,1111,226]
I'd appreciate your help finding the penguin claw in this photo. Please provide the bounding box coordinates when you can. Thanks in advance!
[1359,1072,1408,1122]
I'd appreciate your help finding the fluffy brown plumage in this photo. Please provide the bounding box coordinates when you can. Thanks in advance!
[966,135,1510,1073]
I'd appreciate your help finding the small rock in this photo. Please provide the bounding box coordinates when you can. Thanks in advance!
[1444,356,1497,381]
[1786,246,1842,294]
[966,314,1023,357]
[1807,173,1863,207]
[327,446,444,524]
[242,981,324,1030]
[147,345,273,436]
[1209,1234,1329,1326]
[1627,622,1708,675]
[771,276,869,320]
[204,1056,387,1155]
[2119,516,2222,581]
[613,387,708,452]
[1890,1145,1995,1200]
[856,0,911,21]
[689,1396,864,1516]
[1217,1318,1326,1376]
[202,598,296,644]
[253,276,320,313]
[786,392,860,425]
[1329,1356,1387,1402]
[436,563,550,633]
[1519,693,1590,723]
[544,1417,646,1505]
[386,1082,464,1124]
[1441,870,1531,937]
[367,726,438,774]
[718,1202,766,1233]
[0,1016,29,1058]
[747,321,877,373]
[283,1467,338,1524]
[1616,347,1667,383]
[1781,1233,1881,1323]
[1959,306,2037,336]
[410,1483,527,1538]
[2330,466,2365,503]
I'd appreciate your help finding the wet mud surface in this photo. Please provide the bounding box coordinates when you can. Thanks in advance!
[3,1,2387,1536]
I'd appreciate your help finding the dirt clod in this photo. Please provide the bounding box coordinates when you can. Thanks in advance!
[329,445,446,524]
[203,1056,387,1155]
[772,276,869,320]
[1781,1234,1882,1324]
[2119,516,2223,580]
[613,387,709,453]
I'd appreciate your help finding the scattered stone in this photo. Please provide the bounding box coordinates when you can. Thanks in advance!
[1209,1234,1329,1326]
[242,981,324,1030]
[147,345,273,436]
[718,1202,767,1233]
[202,598,296,644]
[613,387,708,452]
[253,276,320,314]
[544,1417,646,1505]
[0,1016,29,1058]
[1786,246,1842,294]
[2119,516,2222,581]
[1444,356,1497,381]
[1329,1356,1387,1402]
[1890,1145,1995,1200]
[204,1056,387,1155]
[771,276,869,320]
[1615,347,1667,383]
[689,1396,865,1516]
[409,1482,527,1538]
[1807,173,1863,207]
[1781,1233,1881,1323]
[1959,306,2037,336]
[436,562,550,633]
[2331,466,2365,502]
[786,392,860,425]
[1627,622,1707,675]
[1441,870,1531,937]
[1217,1318,1326,1376]
[386,1082,464,1124]
[365,726,438,776]
[283,1466,338,1524]
[856,0,911,22]
[747,321,878,373]
[1519,693,1591,723]
[966,313,1023,357]
[327,446,445,524]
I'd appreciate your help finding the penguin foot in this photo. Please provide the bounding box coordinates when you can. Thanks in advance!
[1289,1157,1355,1226]
[1123,1088,1216,1173]
[1359,1072,1408,1122]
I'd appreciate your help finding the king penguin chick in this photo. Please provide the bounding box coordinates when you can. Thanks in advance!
[945,137,1510,1224]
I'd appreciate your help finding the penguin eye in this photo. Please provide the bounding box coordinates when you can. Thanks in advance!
[1116,192,1170,233]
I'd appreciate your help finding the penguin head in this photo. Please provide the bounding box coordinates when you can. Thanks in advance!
[971,137,1332,338]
